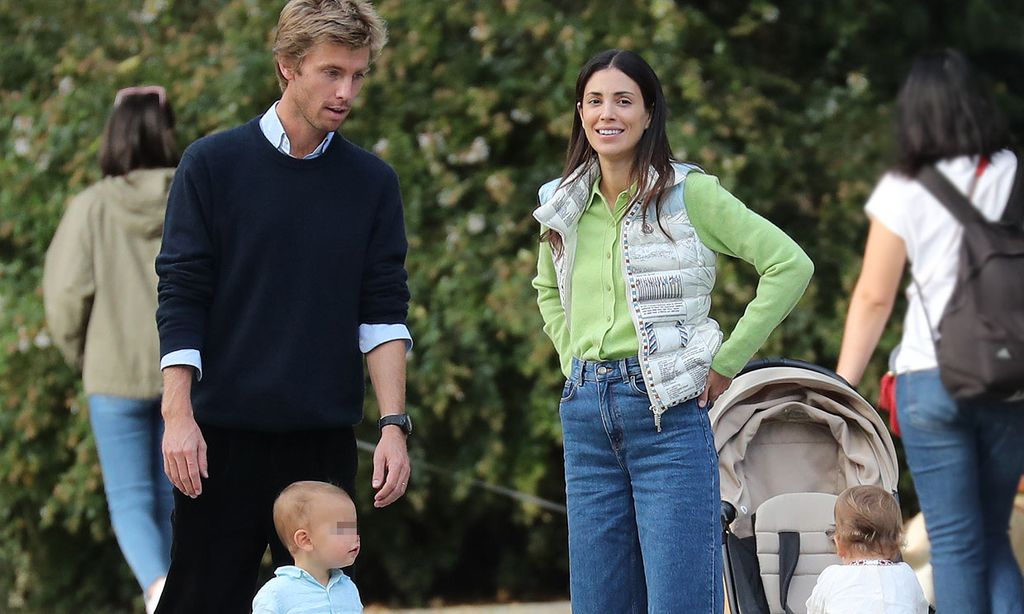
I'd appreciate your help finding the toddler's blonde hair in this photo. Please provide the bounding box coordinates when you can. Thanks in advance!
[273,480,353,553]
[834,485,902,560]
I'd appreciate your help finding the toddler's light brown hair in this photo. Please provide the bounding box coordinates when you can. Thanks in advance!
[273,481,353,553]
[834,485,903,561]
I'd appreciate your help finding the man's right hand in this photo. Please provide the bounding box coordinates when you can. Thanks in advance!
[161,366,208,498]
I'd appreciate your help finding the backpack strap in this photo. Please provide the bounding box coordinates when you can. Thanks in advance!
[916,165,988,227]
[1001,154,1024,226]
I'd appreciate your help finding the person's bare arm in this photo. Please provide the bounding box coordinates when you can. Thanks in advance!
[366,339,410,508]
[836,219,907,386]
[161,365,208,498]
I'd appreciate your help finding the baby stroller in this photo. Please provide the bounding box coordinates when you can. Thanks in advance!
[709,359,900,614]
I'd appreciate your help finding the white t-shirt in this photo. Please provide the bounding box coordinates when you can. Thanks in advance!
[864,150,1018,373]
[805,562,930,614]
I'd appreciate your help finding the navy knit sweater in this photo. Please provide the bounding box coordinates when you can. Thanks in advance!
[156,118,409,431]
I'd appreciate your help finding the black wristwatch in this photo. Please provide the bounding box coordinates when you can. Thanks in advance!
[378,413,413,436]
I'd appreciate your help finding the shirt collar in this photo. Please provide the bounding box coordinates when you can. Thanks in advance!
[588,173,638,219]
[274,565,345,588]
[258,101,334,159]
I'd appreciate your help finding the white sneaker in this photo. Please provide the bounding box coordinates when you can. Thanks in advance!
[144,576,166,614]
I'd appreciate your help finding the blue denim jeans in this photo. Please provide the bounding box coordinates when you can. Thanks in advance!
[89,395,174,591]
[896,369,1024,614]
[559,357,723,614]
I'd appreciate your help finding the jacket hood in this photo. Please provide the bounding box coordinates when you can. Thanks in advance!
[93,168,175,238]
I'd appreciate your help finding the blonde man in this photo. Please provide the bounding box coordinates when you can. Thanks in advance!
[155,2,412,611]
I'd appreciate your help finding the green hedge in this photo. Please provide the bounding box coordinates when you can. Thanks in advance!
[2,0,1022,610]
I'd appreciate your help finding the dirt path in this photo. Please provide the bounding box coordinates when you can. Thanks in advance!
[366,602,570,613]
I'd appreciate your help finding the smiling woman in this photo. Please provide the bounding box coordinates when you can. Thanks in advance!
[531,49,814,613]
[577,69,651,170]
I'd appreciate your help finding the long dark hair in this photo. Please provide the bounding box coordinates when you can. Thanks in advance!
[99,88,179,177]
[543,49,675,252]
[893,49,1010,176]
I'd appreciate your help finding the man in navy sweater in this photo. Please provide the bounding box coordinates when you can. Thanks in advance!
[153,2,411,612]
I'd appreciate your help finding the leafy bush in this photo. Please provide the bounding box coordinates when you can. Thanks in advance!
[1,0,1022,610]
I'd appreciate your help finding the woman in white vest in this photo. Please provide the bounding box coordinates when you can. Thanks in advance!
[532,49,814,613]
[837,49,1023,614]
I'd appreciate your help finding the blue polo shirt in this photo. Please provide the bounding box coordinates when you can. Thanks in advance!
[252,565,362,613]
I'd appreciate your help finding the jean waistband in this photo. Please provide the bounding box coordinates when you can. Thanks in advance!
[569,356,642,383]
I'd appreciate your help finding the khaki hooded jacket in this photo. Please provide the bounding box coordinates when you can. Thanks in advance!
[43,167,175,398]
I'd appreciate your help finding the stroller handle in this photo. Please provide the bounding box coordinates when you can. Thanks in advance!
[740,357,854,389]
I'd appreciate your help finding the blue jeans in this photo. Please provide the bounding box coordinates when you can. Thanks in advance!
[897,369,1024,614]
[89,395,174,591]
[559,357,723,614]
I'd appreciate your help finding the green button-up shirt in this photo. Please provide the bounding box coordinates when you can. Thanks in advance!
[569,179,638,362]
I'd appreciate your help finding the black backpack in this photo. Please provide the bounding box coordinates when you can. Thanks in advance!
[916,159,1024,403]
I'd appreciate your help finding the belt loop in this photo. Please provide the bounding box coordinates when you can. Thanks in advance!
[619,358,629,383]
[577,359,585,386]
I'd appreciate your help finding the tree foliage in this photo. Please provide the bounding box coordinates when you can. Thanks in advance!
[1,0,1022,610]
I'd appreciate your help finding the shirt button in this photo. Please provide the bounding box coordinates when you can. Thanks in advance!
[607,316,612,322]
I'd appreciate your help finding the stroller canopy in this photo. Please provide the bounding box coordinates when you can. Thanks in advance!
[710,362,899,539]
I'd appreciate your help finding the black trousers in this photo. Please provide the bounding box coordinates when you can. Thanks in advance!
[154,423,357,614]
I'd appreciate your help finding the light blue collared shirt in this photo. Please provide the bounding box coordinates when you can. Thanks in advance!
[252,565,362,614]
[258,101,334,159]
[160,102,412,378]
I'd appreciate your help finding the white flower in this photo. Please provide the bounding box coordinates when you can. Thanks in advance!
[138,0,167,23]
[446,227,461,247]
[372,138,390,156]
[823,97,838,117]
[417,131,446,154]
[34,331,51,348]
[846,72,869,95]
[14,138,30,157]
[437,188,460,207]
[510,108,533,123]
[449,137,490,165]
[58,76,74,95]
[466,214,486,235]
[17,326,30,353]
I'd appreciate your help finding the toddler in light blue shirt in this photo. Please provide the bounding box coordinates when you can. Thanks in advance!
[253,481,363,614]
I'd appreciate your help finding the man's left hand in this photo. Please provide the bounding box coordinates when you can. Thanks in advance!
[371,427,410,508]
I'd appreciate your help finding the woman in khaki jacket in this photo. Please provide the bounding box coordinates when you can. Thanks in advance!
[44,86,178,613]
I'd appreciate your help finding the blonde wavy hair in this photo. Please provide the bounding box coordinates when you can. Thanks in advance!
[272,0,388,92]
[834,485,903,560]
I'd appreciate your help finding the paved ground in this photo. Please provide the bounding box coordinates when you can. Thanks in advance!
[366,602,570,613]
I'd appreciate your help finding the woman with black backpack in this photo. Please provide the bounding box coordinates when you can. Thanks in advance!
[836,49,1023,614]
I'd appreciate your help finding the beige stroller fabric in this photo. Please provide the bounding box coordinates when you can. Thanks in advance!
[755,492,841,614]
[711,366,899,539]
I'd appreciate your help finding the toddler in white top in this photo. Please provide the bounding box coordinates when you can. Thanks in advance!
[806,485,930,614]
